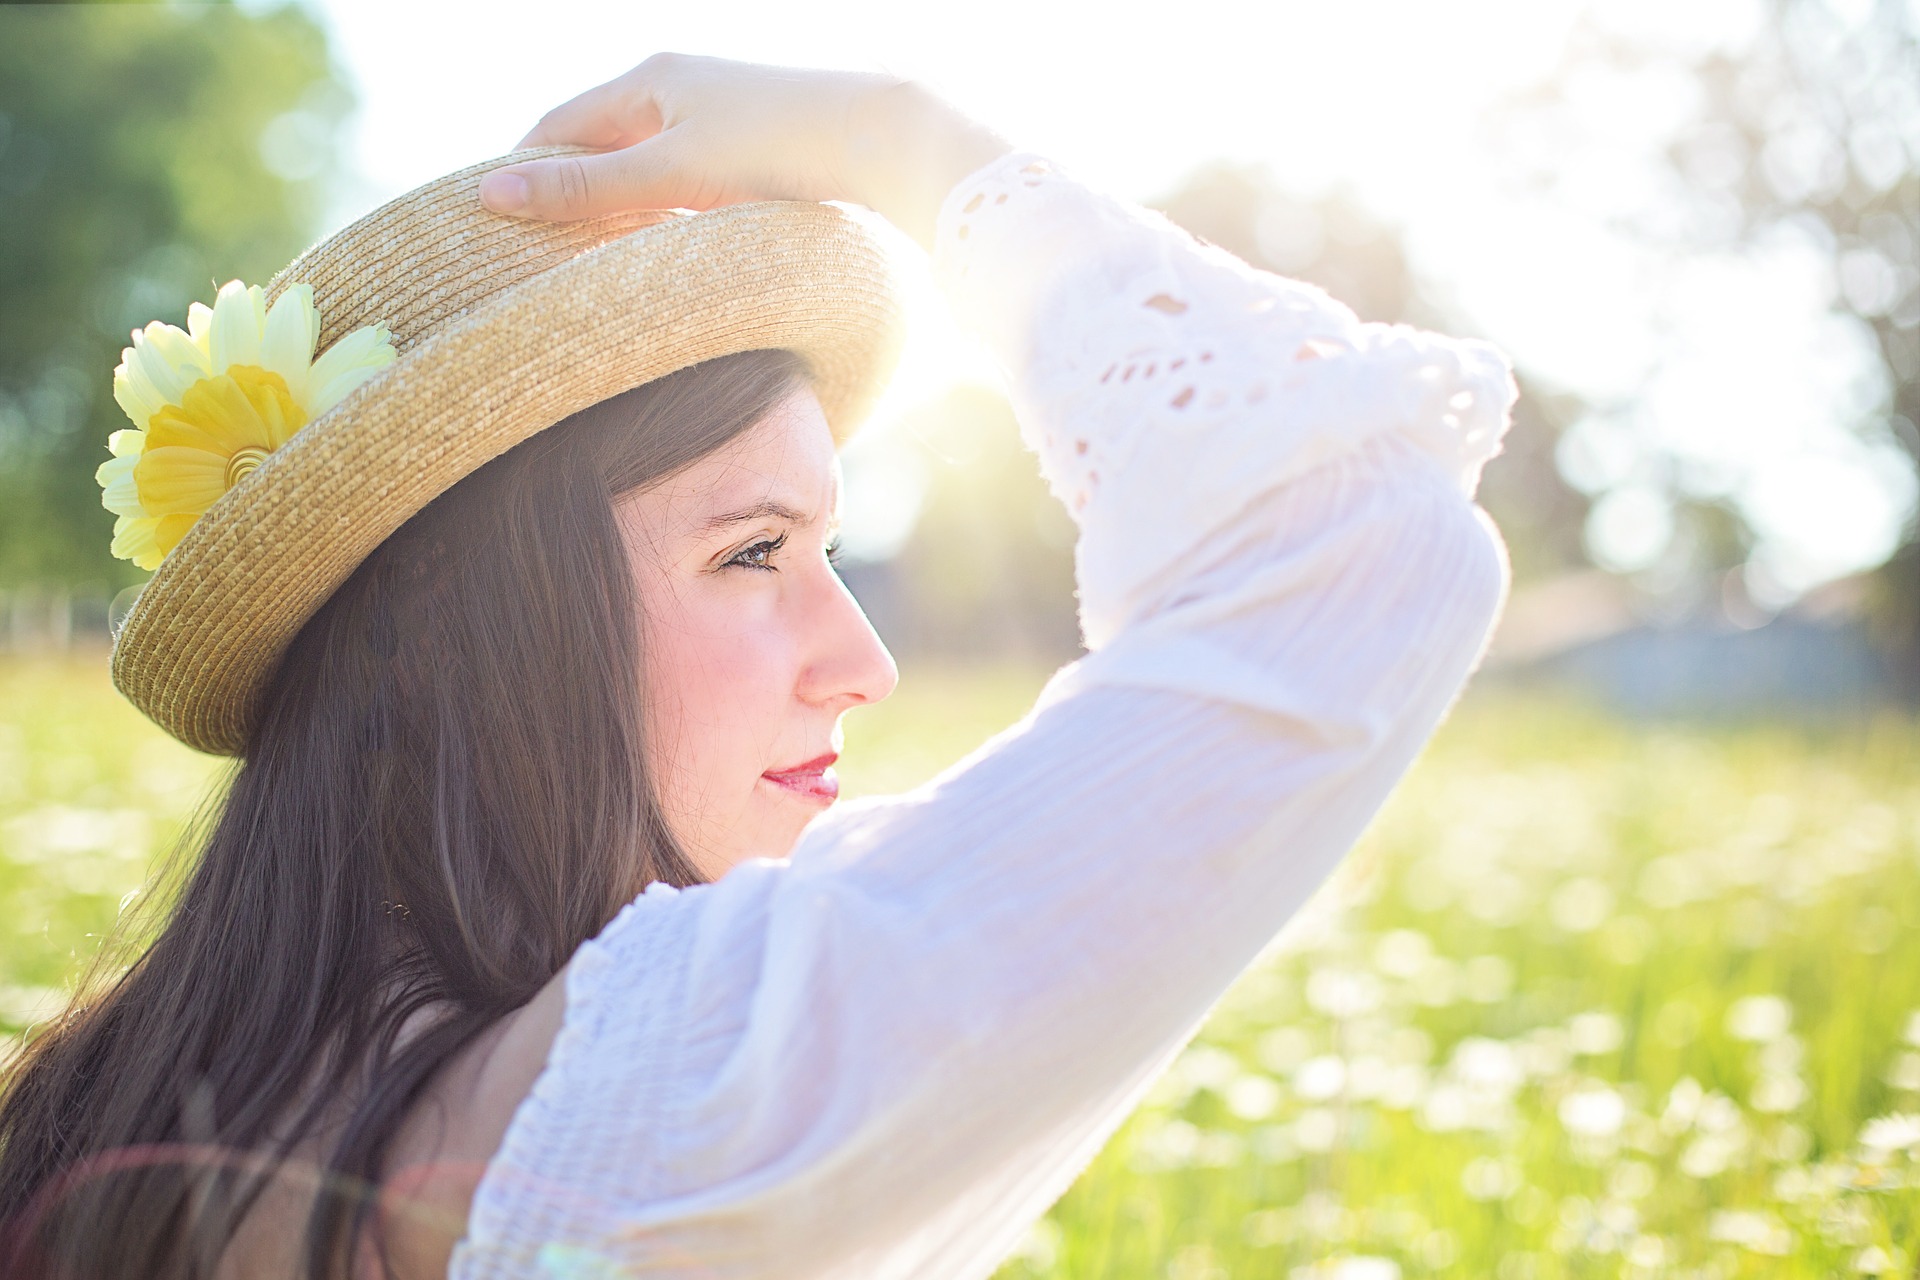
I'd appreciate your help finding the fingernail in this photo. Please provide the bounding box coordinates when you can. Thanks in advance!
[479,172,530,214]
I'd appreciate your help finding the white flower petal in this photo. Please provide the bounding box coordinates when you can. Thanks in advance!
[106,428,145,459]
[305,323,398,418]
[208,279,265,370]
[125,321,211,411]
[95,451,144,517]
[112,344,168,429]
[260,284,319,401]
[110,514,167,571]
[185,301,216,360]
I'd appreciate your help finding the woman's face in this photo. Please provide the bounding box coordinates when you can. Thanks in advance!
[614,385,898,880]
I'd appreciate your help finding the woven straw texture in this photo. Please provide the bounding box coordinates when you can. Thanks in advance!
[111,146,906,755]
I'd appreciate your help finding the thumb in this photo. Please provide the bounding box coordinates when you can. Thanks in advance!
[478,139,692,222]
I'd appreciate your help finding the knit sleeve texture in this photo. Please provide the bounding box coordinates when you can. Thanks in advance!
[448,149,1517,1280]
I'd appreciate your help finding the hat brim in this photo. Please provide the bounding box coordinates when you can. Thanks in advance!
[111,194,903,756]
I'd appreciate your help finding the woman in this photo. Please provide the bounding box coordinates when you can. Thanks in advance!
[0,55,1513,1279]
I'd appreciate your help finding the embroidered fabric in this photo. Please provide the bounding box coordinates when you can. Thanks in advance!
[934,153,1512,651]
[449,149,1515,1279]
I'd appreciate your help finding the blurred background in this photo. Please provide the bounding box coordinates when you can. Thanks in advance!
[4,0,1919,710]
[1,1,1917,1276]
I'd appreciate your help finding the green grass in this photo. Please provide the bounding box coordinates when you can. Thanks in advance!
[0,654,222,1031]
[2,655,1917,1276]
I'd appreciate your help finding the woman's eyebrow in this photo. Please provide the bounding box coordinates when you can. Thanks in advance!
[699,499,814,533]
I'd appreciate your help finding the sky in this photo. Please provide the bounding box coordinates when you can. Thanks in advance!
[289,0,1916,594]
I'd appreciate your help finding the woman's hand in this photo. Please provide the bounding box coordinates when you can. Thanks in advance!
[478,54,1013,250]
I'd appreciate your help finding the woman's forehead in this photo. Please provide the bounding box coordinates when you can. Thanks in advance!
[635,390,842,535]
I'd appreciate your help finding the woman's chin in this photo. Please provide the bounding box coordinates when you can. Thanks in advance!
[705,801,831,874]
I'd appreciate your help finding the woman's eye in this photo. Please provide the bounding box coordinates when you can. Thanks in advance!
[825,536,843,570]
[728,533,787,572]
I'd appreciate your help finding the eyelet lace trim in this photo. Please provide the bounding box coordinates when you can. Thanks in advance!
[931,150,1514,648]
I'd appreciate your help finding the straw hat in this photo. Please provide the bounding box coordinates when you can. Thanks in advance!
[108,145,906,756]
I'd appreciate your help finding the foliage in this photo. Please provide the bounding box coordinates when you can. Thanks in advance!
[1491,0,1920,662]
[983,693,1920,1278]
[2,657,1916,1274]
[0,656,217,1018]
[0,1,349,589]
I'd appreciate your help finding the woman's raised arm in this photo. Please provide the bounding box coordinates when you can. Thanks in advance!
[452,62,1516,1280]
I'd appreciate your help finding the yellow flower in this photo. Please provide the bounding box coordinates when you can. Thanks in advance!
[96,279,397,569]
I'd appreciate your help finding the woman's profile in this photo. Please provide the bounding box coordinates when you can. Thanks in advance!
[0,55,1515,1280]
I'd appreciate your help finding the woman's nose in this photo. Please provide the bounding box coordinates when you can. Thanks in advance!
[802,565,898,709]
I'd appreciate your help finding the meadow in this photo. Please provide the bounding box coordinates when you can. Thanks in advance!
[1,655,1916,1277]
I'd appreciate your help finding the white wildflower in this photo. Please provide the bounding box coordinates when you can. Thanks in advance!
[1726,994,1793,1043]
[1293,1054,1347,1102]
[1559,1085,1628,1138]
[1568,1011,1624,1055]
[1859,1112,1920,1155]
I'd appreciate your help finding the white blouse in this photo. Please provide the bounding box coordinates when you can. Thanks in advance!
[448,150,1516,1279]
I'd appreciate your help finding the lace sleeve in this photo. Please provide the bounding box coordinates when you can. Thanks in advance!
[450,151,1515,1280]
[934,151,1512,651]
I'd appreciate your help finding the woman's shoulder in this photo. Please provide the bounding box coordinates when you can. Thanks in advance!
[214,974,570,1280]
[365,968,571,1278]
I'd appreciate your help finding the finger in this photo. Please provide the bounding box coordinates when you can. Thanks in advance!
[478,135,695,222]
[515,71,665,151]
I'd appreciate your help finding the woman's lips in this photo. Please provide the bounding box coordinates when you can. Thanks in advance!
[761,753,839,804]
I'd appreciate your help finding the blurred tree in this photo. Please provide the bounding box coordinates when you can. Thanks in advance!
[1148,163,1592,587]
[0,0,350,590]
[1491,0,1919,678]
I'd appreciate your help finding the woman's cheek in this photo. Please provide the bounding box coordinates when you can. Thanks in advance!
[675,606,776,768]
[645,584,808,868]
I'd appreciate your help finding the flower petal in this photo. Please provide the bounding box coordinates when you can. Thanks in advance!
[260,284,319,401]
[186,301,215,360]
[134,445,229,517]
[122,321,211,421]
[96,452,144,517]
[111,515,168,571]
[151,512,198,561]
[107,428,145,459]
[145,369,296,456]
[208,279,266,370]
[233,365,308,449]
[149,317,214,371]
[112,348,168,430]
[145,400,240,456]
[112,510,199,568]
[305,323,398,418]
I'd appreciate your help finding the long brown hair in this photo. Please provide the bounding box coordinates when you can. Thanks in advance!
[0,347,814,1278]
